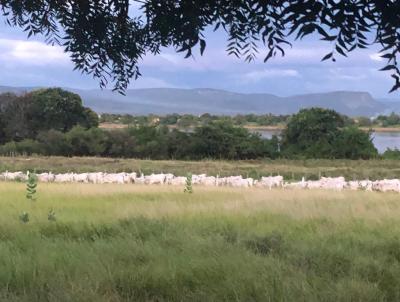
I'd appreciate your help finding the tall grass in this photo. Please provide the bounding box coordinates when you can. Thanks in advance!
[1,182,400,301]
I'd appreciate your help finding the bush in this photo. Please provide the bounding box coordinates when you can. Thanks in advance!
[334,127,378,159]
[382,148,400,160]
[66,126,107,156]
[0,139,44,156]
[281,108,377,159]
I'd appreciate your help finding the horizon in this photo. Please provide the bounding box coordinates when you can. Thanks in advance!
[0,84,396,100]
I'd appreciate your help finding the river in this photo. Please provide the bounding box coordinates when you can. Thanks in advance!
[254,130,400,154]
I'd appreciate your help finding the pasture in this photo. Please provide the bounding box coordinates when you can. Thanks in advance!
[3,156,400,180]
[1,182,400,301]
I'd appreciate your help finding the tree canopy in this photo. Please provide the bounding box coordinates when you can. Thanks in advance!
[281,107,377,159]
[0,88,98,141]
[1,1,400,93]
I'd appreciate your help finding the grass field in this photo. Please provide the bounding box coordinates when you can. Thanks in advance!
[1,182,400,301]
[2,156,400,180]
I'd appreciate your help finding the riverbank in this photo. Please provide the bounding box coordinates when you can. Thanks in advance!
[99,123,400,133]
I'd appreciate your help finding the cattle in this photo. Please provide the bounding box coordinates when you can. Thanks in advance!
[54,173,74,183]
[168,176,187,186]
[2,170,400,194]
[37,172,55,183]
[225,176,253,188]
[372,179,400,192]
[1,171,27,181]
[359,180,373,191]
[145,173,166,185]
[257,176,284,189]
[73,173,89,183]
[347,181,360,191]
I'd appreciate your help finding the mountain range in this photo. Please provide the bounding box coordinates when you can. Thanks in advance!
[0,85,399,117]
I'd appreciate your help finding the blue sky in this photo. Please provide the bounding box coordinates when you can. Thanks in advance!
[0,16,398,98]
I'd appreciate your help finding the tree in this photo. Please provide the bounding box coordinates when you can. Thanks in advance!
[334,127,377,159]
[28,88,98,133]
[191,120,276,159]
[281,108,344,158]
[0,88,98,142]
[281,108,377,159]
[1,1,400,93]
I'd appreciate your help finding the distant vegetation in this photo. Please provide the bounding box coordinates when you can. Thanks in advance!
[100,111,400,130]
[0,88,398,160]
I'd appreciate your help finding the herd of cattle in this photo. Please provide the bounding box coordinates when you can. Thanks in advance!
[1,171,400,192]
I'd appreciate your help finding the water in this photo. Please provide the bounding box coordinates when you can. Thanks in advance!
[254,129,400,154]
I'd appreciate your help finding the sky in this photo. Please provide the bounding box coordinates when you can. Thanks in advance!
[0,15,398,98]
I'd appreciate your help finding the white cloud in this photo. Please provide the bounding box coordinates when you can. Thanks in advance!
[327,68,367,81]
[0,38,69,66]
[240,68,300,83]
[128,76,181,89]
[369,53,383,62]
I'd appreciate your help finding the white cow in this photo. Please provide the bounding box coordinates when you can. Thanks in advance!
[73,173,89,183]
[372,179,400,192]
[54,173,74,183]
[169,176,187,186]
[347,181,360,191]
[87,172,104,184]
[2,171,27,181]
[257,176,284,189]
[37,172,55,183]
[203,176,217,186]
[145,173,166,185]
[359,180,373,191]
[319,177,346,190]
[192,174,207,185]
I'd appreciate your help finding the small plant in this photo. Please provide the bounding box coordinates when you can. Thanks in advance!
[26,171,38,201]
[19,212,29,224]
[184,173,193,194]
[48,209,56,222]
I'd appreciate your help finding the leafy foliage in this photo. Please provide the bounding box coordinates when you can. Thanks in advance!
[281,108,344,158]
[382,148,400,160]
[48,209,56,222]
[26,171,37,201]
[281,108,378,159]
[184,173,193,194]
[0,89,98,142]
[1,1,400,92]
[19,211,29,224]
[0,123,279,160]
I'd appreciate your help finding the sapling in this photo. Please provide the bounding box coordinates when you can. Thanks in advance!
[19,212,29,224]
[26,171,38,201]
[48,209,56,222]
[184,173,193,194]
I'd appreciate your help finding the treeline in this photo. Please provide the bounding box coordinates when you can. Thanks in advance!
[0,88,394,160]
[100,112,400,129]
[100,113,291,128]
[0,123,279,160]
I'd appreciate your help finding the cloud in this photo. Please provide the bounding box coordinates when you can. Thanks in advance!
[239,68,300,83]
[369,53,383,62]
[128,76,182,89]
[327,68,368,81]
[0,38,69,66]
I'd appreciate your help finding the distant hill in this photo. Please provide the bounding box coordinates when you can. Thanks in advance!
[0,86,394,117]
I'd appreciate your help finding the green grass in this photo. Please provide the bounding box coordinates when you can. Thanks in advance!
[1,182,400,301]
[2,155,400,180]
